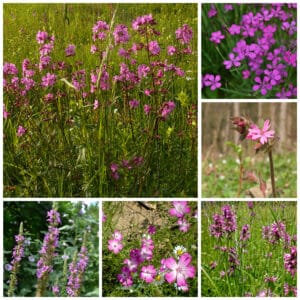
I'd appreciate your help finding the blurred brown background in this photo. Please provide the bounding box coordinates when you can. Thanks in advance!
[202,102,297,159]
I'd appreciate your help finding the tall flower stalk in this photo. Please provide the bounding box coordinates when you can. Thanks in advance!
[7,222,25,297]
[36,204,61,296]
[231,116,278,197]
[66,232,89,297]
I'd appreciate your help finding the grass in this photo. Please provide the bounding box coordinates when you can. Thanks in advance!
[202,152,297,198]
[102,201,198,297]
[3,3,197,197]
[201,201,297,297]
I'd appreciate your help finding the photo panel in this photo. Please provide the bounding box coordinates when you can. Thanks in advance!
[3,3,197,198]
[202,102,297,198]
[3,200,99,297]
[102,200,198,296]
[201,201,297,297]
[201,3,297,99]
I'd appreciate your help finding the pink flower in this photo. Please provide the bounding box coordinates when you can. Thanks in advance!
[93,100,99,110]
[223,53,241,69]
[202,74,222,90]
[178,218,190,232]
[148,225,156,235]
[246,120,275,145]
[140,265,157,283]
[65,44,76,57]
[129,99,140,109]
[41,73,56,88]
[160,101,176,119]
[112,230,123,242]
[17,125,26,137]
[208,5,217,18]
[108,239,123,254]
[175,24,193,44]
[144,104,151,115]
[164,253,196,287]
[209,31,225,44]
[169,201,191,218]
[117,266,133,287]
[167,45,176,55]
[148,41,160,55]
[3,105,10,119]
[113,24,130,44]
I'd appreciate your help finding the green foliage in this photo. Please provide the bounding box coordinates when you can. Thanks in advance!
[201,202,297,297]
[3,3,197,197]
[202,152,296,198]
[3,201,99,297]
[102,201,198,296]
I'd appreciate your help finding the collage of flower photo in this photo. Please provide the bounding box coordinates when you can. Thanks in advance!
[2,2,298,299]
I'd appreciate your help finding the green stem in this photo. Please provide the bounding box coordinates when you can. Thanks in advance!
[268,149,276,198]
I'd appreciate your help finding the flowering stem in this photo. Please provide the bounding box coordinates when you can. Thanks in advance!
[268,149,276,197]
[237,151,243,197]
[8,222,24,297]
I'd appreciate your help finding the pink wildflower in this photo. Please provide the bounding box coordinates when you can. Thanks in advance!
[246,120,275,145]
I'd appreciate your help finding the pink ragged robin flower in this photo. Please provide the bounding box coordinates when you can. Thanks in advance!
[246,119,275,145]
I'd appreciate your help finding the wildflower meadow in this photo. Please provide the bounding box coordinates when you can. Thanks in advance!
[3,201,99,297]
[102,201,198,296]
[3,3,197,197]
[202,3,297,98]
[201,201,297,297]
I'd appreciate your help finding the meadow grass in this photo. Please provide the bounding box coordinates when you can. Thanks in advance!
[202,152,297,198]
[3,3,197,197]
[201,201,297,297]
[102,201,198,297]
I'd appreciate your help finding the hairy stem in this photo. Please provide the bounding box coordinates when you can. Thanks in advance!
[268,149,276,198]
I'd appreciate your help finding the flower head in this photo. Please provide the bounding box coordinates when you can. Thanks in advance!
[246,119,275,145]
[164,252,196,289]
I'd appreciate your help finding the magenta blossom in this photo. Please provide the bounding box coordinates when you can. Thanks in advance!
[246,120,275,145]
[17,125,26,137]
[169,201,191,218]
[209,31,225,44]
[148,41,160,55]
[164,252,196,288]
[140,265,157,283]
[178,218,191,232]
[113,24,130,44]
[108,239,123,254]
[112,230,123,242]
[224,53,241,69]
[148,225,156,235]
[65,44,76,57]
[129,99,140,109]
[202,74,222,91]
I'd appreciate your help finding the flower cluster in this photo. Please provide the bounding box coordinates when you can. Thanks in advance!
[210,205,237,238]
[66,242,89,297]
[169,201,191,232]
[262,221,291,246]
[36,208,61,296]
[109,156,144,180]
[284,246,297,277]
[202,4,297,98]
[117,230,156,286]
[7,223,25,297]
